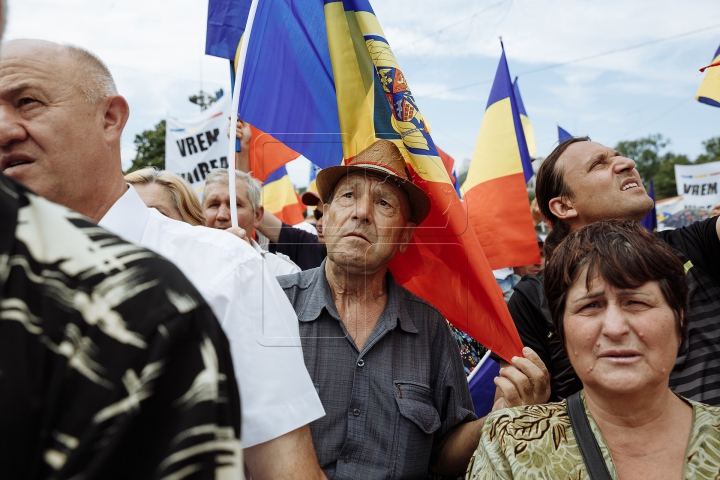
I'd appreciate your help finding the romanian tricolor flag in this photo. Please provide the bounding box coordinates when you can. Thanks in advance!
[210,0,523,361]
[206,0,312,186]
[262,165,305,225]
[513,78,536,160]
[696,43,720,108]
[461,45,540,271]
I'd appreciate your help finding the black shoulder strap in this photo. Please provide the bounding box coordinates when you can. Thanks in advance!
[567,391,613,480]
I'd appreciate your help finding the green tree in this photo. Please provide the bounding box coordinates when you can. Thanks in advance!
[125,120,166,174]
[188,89,224,111]
[614,133,669,183]
[695,136,720,164]
[653,153,692,200]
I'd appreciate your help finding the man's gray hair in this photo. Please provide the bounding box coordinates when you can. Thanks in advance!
[203,168,262,212]
[64,44,118,103]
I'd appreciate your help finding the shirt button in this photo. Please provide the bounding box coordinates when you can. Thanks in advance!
[344,456,350,463]
[357,359,365,367]
[353,408,360,416]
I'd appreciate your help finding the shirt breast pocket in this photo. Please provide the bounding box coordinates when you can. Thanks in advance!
[394,381,441,435]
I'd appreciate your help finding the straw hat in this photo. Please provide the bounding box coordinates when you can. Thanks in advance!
[316,140,431,224]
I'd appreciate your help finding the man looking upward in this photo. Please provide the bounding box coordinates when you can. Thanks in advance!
[278,140,547,477]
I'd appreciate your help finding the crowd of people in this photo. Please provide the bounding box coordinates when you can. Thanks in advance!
[2,2,720,479]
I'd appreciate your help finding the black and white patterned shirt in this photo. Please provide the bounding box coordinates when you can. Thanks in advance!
[0,175,242,479]
[278,261,477,479]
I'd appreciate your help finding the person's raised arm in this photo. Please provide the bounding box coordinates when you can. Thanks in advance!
[244,425,326,480]
[228,118,252,173]
[256,210,284,244]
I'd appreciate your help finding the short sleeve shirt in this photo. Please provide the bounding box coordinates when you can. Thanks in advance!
[99,186,325,447]
[0,175,242,479]
[507,217,720,404]
[278,262,477,480]
[467,391,720,480]
[269,222,327,270]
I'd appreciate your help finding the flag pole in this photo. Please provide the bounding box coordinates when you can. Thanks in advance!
[227,0,259,229]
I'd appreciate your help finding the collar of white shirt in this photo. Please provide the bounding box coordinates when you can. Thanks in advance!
[250,237,267,258]
[98,185,149,244]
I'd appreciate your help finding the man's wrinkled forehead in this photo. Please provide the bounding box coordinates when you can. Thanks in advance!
[0,40,72,90]
[557,141,613,173]
[335,171,404,197]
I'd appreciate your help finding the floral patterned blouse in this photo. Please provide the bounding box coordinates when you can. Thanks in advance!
[467,390,720,480]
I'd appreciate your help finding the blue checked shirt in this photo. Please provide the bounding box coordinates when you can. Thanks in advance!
[278,261,477,479]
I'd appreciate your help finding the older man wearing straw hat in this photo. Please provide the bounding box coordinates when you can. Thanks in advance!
[278,139,484,479]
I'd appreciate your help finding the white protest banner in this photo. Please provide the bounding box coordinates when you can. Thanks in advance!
[165,95,230,197]
[674,161,720,208]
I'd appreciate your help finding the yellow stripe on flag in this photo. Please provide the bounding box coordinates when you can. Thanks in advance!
[520,114,536,158]
[355,11,386,39]
[325,3,376,158]
[462,98,524,192]
[696,52,720,106]
[261,175,299,215]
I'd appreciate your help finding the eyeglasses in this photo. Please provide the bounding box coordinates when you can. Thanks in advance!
[313,209,323,221]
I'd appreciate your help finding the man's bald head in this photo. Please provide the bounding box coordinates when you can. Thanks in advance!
[3,40,117,104]
[0,39,130,220]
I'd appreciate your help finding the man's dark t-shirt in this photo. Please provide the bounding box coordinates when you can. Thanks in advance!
[268,222,327,270]
[508,217,720,404]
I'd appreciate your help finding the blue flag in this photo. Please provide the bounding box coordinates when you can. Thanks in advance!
[558,125,573,143]
[641,179,657,232]
[205,0,251,60]
[468,352,500,418]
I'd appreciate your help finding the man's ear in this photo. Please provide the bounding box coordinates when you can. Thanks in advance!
[548,196,578,222]
[103,95,130,146]
[254,205,264,228]
[398,223,417,254]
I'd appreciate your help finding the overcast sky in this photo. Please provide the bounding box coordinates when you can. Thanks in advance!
[6,0,720,186]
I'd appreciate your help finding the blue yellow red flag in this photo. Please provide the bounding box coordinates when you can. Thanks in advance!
[221,0,523,361]
[461,45,541,271]
[558,125,574,143]
[262,165,305,225]
[513,77,537,161]
[640,179,658,233]
[697,43,720,108]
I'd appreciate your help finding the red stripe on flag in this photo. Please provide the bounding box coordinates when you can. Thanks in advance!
[700,60,720,73]
[272,194,305,225]
[248,125,301,182]
[436,146,457,184]
[464,173,541,270]
[389,174,524,362]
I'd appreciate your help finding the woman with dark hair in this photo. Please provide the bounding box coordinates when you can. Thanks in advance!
[505,137,720,406]
[468,221,720,479]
